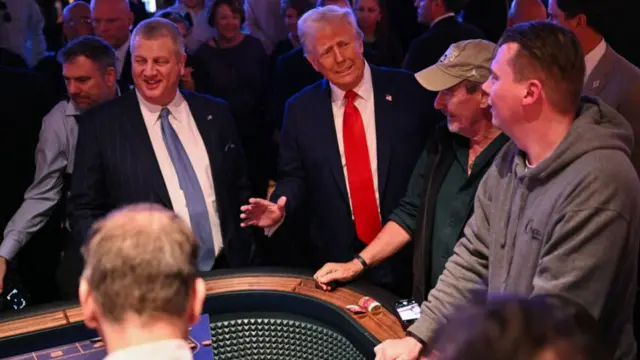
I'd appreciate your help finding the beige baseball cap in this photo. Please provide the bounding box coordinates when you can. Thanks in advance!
[415,39,497,92]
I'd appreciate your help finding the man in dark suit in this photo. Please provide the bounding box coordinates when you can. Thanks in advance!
[548,0,640,174]
[241,5,432,296]
[91,0,134,90]
[69,18,254,273]
[548,0,640,346]
[403,0,484,73]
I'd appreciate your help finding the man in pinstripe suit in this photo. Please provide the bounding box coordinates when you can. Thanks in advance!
[69,18,254,277]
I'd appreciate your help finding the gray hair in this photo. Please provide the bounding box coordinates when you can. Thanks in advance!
[298,5,362,55]
[130,17,186,58]
[57,35,117,73]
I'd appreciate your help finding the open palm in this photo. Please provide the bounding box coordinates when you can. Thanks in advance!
[240,197,287,228]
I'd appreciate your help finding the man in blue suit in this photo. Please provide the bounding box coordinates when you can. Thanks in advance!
[241,5,433,296]
[69,18,254,273]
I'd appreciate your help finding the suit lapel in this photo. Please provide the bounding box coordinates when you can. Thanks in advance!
[319,80,350,202]
[584,46,614,97]
[371,66,393,200]
[182,91,223,187]
[125,92,172,207]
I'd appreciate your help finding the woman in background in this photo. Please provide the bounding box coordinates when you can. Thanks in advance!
[192,0,273,198]
[354,0,403,68]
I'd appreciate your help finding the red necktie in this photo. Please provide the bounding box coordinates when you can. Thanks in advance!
[343,90,381,244]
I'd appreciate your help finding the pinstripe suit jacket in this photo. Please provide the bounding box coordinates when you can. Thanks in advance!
[68,90,254,267]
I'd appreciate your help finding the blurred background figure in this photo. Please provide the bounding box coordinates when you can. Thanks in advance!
[244,0,288,55]
[507,0,547,27]
[270,0,314,67]
[429,295,610,360]
[90,0,134,90]
[0,0,46,67]
[34,1,95,101]
[192,0,273,199]
[353,0,403,68]
[165,0,215,54]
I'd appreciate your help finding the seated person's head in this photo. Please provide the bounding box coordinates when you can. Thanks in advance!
[429,295,609,360]
[79,203,206,353]
[155,10,194,39]
[415,39,496,139]
[281,0,315,36]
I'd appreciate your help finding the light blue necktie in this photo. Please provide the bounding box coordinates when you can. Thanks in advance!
[159,107,215,270]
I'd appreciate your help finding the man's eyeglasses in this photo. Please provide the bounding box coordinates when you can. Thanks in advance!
[0,1,12,23]
[66,18,93,27]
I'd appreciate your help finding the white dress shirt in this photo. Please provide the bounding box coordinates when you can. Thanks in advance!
[115,37,131,80]
[137,90,224,256]
[105,339,193,360]
[329,62,381,214]
[584,38,607,82]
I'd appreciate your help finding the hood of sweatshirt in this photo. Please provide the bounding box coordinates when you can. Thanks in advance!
[511,96,633,182]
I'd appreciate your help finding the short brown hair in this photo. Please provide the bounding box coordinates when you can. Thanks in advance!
[209,0,245,28]
[430,295,608,360]
[498,21,585,115]
[82,203,199,323]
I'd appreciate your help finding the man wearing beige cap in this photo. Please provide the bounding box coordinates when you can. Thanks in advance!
[314,39,508,303]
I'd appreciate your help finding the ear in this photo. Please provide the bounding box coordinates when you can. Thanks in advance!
[179,53,187,77]
[126,10,134,30]
[62,24,72,40]
[522,79,543,106]
[105,67,117,88]
[575,13,588,28]
[479,89,490,109]
[186,278,206,326]
[79,279,100,330]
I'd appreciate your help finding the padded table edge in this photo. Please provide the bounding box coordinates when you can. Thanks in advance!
[0,275,405,341]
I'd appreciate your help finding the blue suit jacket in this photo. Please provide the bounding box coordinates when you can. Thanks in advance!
[271,66,433,294]
[68,90,254,267]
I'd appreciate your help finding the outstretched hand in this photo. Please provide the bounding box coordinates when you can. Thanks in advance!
[240,196,287,228]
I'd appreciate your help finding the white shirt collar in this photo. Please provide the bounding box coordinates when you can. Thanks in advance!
[65,100,82,116]
[136,89,186,124]
[584,38,607,81]
[431,12,456,26]
[104,339,193,360]
[330,61,374,105]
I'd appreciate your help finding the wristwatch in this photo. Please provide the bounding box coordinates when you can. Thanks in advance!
[354,254,368,269]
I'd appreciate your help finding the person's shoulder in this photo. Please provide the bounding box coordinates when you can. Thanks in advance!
[82,92,132,123]
[184,89,226,104]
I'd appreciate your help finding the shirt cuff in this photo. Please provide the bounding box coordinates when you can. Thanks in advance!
[264,213,286,237]
[0,236,21,261]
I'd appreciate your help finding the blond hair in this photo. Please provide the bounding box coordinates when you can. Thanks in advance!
[81,203,199,323]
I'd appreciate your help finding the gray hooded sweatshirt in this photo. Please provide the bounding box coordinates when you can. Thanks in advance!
[408,97,640,360]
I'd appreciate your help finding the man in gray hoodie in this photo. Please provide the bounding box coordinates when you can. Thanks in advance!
[374,21,640,360]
